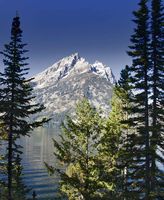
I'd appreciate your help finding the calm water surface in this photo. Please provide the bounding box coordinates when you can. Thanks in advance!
[20,127,60,200]
[5,127,164,199]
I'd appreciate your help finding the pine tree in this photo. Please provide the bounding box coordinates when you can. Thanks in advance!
[119,1,164,199]
[118,65,132,92]
[0,15,48,200]
[115,66,135,199]
[126,0,151,198]
[46,99,114,200]
[150,0,164,198]
[98,85,129,199]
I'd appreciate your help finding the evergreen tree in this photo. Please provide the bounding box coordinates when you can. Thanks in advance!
[118,65,131,92]
[46,99,114,200]
[0,15,48,200]
[116,66,135,199]
[126,0,151,198]
[98,86,128,199]
[150,0,164,198]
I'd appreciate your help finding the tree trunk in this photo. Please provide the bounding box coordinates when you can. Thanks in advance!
[8,125,13,200]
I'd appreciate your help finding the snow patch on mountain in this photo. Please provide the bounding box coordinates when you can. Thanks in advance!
[33,53,116,89]
[31,53,116,128]
[91,61,116,84]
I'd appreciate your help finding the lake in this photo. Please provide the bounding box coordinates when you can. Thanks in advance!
[20,127,60,200]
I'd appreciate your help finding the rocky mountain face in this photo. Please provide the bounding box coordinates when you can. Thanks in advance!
[31,53,116,127]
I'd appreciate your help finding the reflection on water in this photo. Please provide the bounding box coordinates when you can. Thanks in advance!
[20,127,59,200]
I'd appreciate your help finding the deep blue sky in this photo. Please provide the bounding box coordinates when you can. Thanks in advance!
[0,0,138,79]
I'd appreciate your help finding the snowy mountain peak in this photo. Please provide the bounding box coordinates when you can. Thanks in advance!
[71,52,80,59]
[32,53,115,125]
[33,53,116,89]
[57,52,80,67]
[91,61,116,84]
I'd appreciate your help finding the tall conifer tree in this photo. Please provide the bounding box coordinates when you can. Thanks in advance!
[0,15,47,200]
[99,85,129,199]
[46,99,116,200]
[126,0,151,198]
[117,66,136,199]
[150,0,164,198]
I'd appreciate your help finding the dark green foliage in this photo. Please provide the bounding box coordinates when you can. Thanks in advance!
[126,1,151,198]
[115,67,135,199]
[118,65,132,92]
[0,15,48,199]
[119,0,164,199]
[149,0,164,198]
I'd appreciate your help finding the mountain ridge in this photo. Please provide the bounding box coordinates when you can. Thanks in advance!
[31,53,115,127]
[33,53,116,89]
